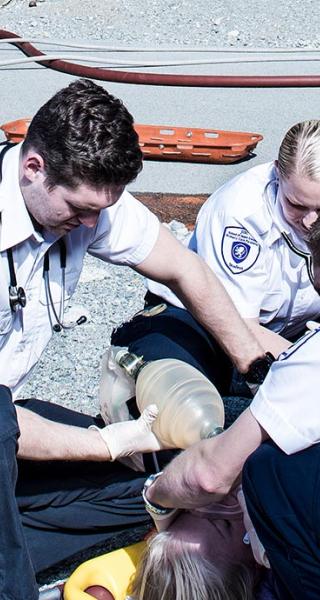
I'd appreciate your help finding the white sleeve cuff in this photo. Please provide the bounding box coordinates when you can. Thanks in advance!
[250,391,316,455]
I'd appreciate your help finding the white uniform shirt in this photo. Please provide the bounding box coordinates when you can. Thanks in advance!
[250,328,320,454]
[0,143,160,398]
[149,162,320,337]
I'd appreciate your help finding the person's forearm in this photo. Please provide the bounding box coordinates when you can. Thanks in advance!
[147,408,268,509]
[136,225,265,373]
[169,253,265,373]
[16,406,110,461]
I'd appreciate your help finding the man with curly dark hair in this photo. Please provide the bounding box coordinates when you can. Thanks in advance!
[0,78,266,599]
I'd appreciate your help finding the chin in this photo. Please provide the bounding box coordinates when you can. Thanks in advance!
[45,225,66,236]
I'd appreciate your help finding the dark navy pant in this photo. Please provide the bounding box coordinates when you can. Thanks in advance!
[0,386,151,599]
[243,441,320,600]
[111,292,253,430]
[112,292,236,396]
[0,385,39,600]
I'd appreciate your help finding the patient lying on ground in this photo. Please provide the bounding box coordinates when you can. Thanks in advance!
[129,487,267,600]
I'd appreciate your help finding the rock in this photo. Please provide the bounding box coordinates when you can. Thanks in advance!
[227,29,240,44]
[212,16,224,26]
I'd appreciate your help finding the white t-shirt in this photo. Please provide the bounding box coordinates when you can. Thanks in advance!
[149,162,320,338]
[250,328,320,454]
[0,143,160,398]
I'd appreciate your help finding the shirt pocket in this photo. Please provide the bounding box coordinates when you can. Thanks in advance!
[0,305,13,336]
[0,280,13,336]
[39,270,80,307]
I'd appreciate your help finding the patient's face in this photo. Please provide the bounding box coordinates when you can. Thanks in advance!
[169,511,254,572]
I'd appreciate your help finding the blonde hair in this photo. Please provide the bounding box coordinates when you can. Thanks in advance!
[129,531,255,600]
[278,120,320,181]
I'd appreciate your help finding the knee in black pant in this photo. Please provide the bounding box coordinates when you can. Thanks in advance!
[243,440,275,482]
[0,385,19,441]
[242,441,282,516]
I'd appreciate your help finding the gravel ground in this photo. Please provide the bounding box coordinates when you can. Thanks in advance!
[1,0,320,47]
[22,257,147,413]
[21,222,189,411]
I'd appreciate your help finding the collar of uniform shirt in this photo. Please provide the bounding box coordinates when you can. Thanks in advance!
[264,173,309,253]
[0,142,43,252]
[261,167,285,245]
[275,185,310,253]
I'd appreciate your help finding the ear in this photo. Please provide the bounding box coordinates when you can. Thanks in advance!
[21,151,45,183]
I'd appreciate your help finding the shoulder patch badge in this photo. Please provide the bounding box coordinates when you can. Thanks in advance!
[221,226,260,274]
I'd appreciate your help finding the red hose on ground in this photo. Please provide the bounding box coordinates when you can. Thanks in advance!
[1,28,320,87]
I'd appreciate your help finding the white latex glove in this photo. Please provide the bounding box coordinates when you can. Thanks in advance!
[90,404,162,461]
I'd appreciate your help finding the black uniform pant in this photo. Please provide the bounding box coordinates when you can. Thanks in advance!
[112,291,241,396]
[243,441,320,600]
[0,386,151,600]
[111,292,253,429]
[0,385,39,600]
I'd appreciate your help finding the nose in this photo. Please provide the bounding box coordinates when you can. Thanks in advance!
[78,211,99,228]
[302,210,319,230]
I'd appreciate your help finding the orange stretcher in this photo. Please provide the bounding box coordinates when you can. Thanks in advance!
[0,118,263,164]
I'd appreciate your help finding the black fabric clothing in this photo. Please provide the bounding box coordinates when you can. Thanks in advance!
[15,398,151,574]
[0,385,39,600]
[0,389,152,599]
[112,292,236,396]
[243,441,320,600]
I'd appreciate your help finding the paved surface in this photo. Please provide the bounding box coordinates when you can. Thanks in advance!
[1,39,320,193]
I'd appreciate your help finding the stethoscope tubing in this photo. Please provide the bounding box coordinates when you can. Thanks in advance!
[281,231,314,284]
[7,238,86,330]
[264,177,314,284]
[1,142,85,330]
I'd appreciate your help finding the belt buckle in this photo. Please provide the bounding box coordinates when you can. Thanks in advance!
[136,303,167,318]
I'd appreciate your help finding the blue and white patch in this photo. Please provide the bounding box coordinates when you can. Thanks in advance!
[222,226,260,274]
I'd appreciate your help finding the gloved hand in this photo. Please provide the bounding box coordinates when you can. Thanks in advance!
[90,404,163,461]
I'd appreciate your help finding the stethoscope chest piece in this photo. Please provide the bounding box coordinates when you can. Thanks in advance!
[7,247,27,312]
[6,239,87,331]
[9,285,27,312]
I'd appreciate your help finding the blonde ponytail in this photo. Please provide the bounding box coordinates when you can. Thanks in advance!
[278,120,320,181]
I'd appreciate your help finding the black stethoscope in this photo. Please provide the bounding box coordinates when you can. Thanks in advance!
[264,177,314,285]
[7,247,27,311]
[281,231,314,285]
[7,239,87,332]
[1,141,87,332]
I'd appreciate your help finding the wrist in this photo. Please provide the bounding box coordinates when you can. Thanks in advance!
[245,352,275,384]
[143,472,173,516]
[88,426,112,461]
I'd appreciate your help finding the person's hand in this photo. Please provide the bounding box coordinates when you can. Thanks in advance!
[90,405,163,461]
[147,408,267,510]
